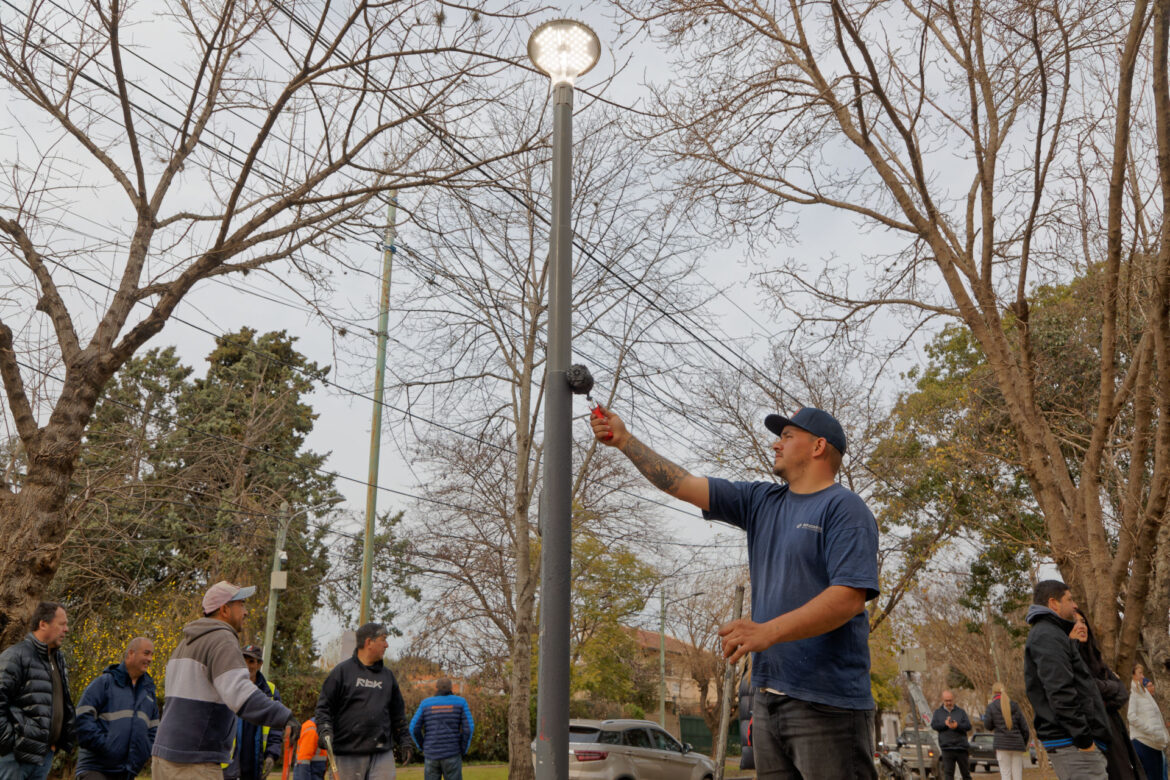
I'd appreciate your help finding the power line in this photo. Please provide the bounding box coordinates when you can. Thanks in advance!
[4,0,766,454]
[2,1,966,543]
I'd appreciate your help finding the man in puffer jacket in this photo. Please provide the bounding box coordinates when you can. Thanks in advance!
[152,582,295,780]
[409,679,473,780]
[1024,580,1110,780]
[75,637,158,780]
[0,601,76,780]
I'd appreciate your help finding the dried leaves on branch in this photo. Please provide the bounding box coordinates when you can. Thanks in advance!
[0,0,537,641]
[619,0,1170,672]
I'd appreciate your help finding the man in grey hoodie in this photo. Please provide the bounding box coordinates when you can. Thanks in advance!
[152,582,296,780]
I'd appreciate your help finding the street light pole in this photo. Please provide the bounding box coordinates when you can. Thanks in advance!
[260,497,343,678]
[528,20,600,780]
[261,502,292,679]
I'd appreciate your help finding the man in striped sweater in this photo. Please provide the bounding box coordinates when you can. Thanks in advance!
[152,582,296,780]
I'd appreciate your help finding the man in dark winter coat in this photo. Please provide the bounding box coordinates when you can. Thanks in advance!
[223,646,283,780]
[0,602,76,780]
[409,678,473,780]
[75,637,159,780]
[1025,580,1111,780]
[315,623,413,780]
[931,690,973,780]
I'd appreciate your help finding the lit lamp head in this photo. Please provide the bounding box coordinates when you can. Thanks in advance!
[527,19,601,86]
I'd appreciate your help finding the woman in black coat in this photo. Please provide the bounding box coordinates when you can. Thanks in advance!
[983,681,1030,780]
[1071,609,1146,780]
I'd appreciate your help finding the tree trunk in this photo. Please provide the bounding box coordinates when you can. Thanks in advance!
[507,600,535,780]
[1145,521,1170,676]
[0,373,102,645]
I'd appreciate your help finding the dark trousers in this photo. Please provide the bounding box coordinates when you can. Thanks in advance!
[750,689,876,779]
[1133,739,1165,780]
[77,773,134,780]
[941,749,972,780]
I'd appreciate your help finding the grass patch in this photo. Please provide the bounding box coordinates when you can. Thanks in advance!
[395,764,509,780]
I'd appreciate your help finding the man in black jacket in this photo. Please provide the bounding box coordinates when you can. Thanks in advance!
[315,624,413,780]
[931,690,972,780]
[0,602,76,780]
[1024,580,1110,780]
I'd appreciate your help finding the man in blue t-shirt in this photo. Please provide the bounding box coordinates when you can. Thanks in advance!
[591,405,880,779]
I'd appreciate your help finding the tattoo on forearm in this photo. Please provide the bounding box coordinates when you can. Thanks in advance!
[624,436,689,495]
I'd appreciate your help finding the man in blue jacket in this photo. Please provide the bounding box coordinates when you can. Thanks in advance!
[409,679,473,780]
[223,646,282,780]
[75,637,159,780]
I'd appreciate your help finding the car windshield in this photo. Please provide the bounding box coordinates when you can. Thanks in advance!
[569,727,601,743]
[973,734,994,745]
[900,730,932,742]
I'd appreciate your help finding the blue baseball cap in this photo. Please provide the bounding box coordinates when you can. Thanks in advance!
[765,407,847,455]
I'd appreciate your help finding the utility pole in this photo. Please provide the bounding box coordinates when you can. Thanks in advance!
[261,501,291,678]
[360,193,397,625]
[986,603,1002,682]
[659,590,667,727]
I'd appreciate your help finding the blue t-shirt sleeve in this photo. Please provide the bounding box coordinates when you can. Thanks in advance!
[702,477,765,531]
[823,492,880,601]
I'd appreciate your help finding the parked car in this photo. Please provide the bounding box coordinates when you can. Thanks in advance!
[875,742,907,779]
[968,732,997,772]
[896,728,941,778]
[532,718,718,780]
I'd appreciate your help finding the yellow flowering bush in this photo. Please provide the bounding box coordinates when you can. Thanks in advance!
[66,591,194,701]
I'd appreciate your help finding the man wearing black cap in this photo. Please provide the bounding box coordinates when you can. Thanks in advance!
[592,406,880,779]
[223,646,283,780]
[314,624,413,780]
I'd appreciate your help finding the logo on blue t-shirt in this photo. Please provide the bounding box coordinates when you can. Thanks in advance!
[703,478,880,710]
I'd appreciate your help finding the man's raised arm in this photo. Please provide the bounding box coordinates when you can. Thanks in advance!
[591,407,709,511]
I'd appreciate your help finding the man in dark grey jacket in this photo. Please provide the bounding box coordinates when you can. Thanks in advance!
[931,690,972,780]
[0,602,76,780]
[1024,580,1110,780]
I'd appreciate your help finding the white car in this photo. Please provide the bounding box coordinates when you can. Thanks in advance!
[535,719,718,780]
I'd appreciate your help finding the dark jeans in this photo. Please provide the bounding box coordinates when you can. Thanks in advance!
[940,749,972,780]
[751,690,876,779]
[76,772,134,780]
[0,753,53,780]
[1132,739,1166,780]
[422,756,461,780]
